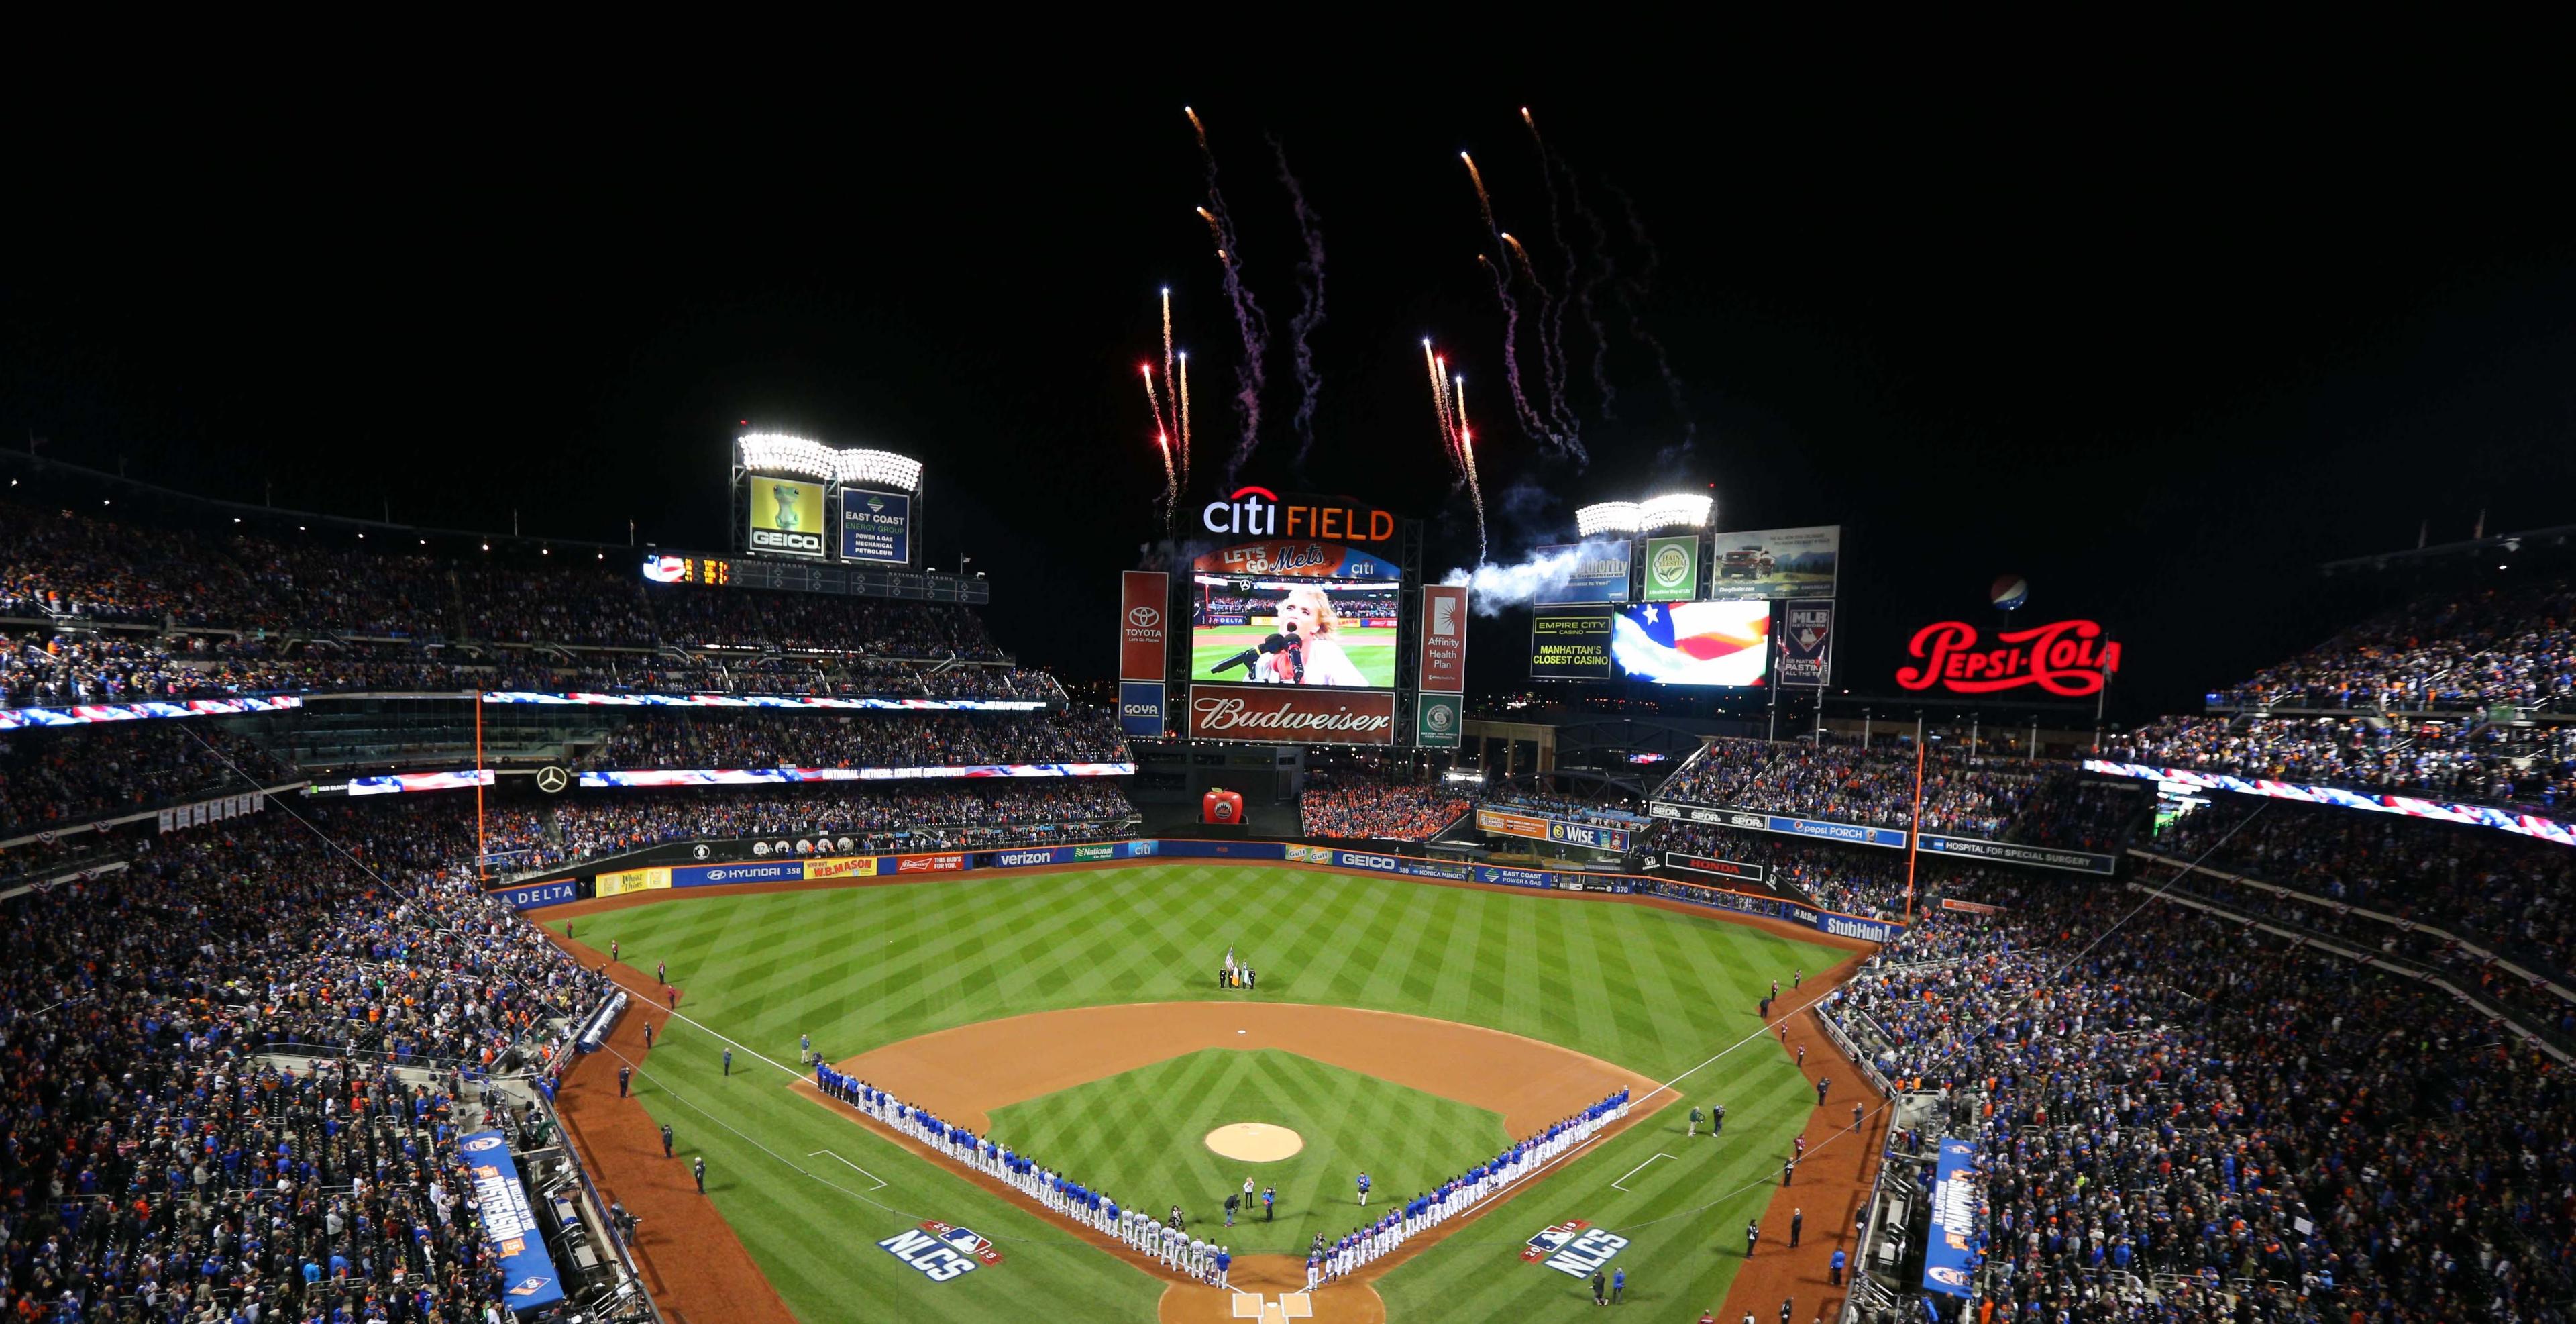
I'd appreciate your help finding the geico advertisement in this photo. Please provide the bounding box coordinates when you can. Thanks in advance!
[747,476,826,557]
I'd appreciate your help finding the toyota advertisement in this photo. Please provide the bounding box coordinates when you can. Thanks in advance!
[1119,571,1169,681]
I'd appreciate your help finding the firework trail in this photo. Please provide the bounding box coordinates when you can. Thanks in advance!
[1177,350,1195,495]
[1607,181,1697,449]
[1521,107,1584,442]
[1421,340,1487,564]
[1463,154,1583,465]
[1271,136,1327,471]
[1140,364,1178,536]
[1187,108,1270,484]
[1159,287,1187,493]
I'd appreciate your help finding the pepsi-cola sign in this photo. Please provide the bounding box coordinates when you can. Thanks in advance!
[1896,619,2121,697]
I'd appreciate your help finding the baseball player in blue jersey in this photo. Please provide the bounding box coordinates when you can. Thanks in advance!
[1215,1245,1232,1288]
[1356,1170,1371,1206]
[1306,1247,1321,1289]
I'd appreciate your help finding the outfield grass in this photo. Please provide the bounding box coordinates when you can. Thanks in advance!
[1190,624,1397,688]
[990,1048,1507,1255]
[578,864,1846,1323]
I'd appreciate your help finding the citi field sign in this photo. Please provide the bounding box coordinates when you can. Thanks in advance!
[1201,487,1397,544]
[1897,618,2123,697]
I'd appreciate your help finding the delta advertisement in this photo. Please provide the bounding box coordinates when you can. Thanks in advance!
[0,694,303,731]
[483,692,1049,713]
[1648,799,1910,850]
[460,1131,566,1313]
[491,878,577,911]
[1923,1139,1980,1298]
[579,762,1136,788]
[1917,833,2118,876]
[2084,758,2576,849]
[1532,541,1633,604]
[747,476,827,558]
[1530,607,1614,680]
[839,488,912,564]
[1705,525,1841,601]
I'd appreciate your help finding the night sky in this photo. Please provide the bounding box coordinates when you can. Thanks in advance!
[7,66,2572,719]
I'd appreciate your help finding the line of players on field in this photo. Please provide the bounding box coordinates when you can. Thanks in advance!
[814,1059,1631,1292]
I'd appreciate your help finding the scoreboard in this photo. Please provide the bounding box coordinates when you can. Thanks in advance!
[641,554,989,605]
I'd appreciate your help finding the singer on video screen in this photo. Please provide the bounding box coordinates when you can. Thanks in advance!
[1259,587,1366,686]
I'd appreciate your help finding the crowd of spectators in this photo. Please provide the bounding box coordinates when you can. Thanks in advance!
[1299,770,1471,842]
[1657,737,2143,850]
[2147,793,2576,984]
[1479,785,1649,830]
[1654,823,1913,917]
[1827,872,2576,1323]
[584,709,1128,770]
[2108,714,2575,814]
[0,722,292,839]
[2206,572,2576,713]
[480,781,1136,868]
[0,798,617,1323]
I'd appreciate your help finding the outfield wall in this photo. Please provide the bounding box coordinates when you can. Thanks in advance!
[490,837,1906,944]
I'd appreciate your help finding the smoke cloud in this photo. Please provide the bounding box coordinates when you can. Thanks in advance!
[1440,539,1629,615]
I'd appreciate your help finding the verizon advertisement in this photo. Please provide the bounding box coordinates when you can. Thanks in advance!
[1187,682,1396,746]
[1120,571,1169,681]
[1419,584,1468,693]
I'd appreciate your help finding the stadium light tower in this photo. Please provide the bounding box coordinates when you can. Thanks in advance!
[1576,491,1713,536]
[1575,502,1642,537]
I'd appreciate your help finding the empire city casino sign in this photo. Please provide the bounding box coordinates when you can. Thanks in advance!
[1201,486,1397,544]
[1896,619,2123,697]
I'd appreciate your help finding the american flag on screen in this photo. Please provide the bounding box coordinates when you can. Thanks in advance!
[1612,602,1770,686]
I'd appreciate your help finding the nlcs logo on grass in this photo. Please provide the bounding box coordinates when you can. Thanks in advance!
[1524,1219,1629,1278]
[879,1221,1004,1283]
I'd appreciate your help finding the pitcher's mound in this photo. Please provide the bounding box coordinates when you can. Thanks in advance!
[1204,1123,1304,1162]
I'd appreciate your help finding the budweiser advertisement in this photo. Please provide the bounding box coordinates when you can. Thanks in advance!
[1119,570,1169,681]
[1187,682,1397,745]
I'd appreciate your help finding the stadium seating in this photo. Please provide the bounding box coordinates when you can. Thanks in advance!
[2200,572,2575,714]
[1299,771,1472,842]
[581,710,1128,771]
[1656,737,2141,850]
[482,782,1138,870]
[0,801,616,1323]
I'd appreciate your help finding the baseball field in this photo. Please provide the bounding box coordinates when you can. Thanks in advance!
[547,861,1863,1323]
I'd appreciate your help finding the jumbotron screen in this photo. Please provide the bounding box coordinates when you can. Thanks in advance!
[1610,599,1770,686]
[1189,578,1399,689]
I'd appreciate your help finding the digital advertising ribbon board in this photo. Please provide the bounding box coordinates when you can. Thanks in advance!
[1648,800,1909,849]
[460,1131,566,1313]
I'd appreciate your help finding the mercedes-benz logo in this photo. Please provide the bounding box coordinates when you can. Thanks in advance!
[1128,606,1161,628]
[534,766,571,794]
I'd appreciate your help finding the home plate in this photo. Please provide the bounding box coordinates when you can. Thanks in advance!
[1205,1123,1305,1161]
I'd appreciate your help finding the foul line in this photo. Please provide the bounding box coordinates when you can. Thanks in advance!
[807,1150,889,1190]
[1610,1152,1674,1192]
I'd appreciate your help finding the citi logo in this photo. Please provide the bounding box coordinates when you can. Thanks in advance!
[1202,486,1281,536]
[1128,606,1161,629]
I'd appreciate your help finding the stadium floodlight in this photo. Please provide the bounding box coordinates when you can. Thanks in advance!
[834,448,923,492]
[1638,492,1713,530]
[1576,502,1643,537]
[737,433,841,480]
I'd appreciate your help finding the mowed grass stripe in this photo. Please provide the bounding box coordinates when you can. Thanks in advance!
[571,866,1848,1323]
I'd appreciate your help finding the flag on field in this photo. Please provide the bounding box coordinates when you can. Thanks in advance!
[1611,602,1770,686]
[1225,946,1236,974]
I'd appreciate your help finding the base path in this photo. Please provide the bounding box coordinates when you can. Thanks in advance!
[1716,984,1892,1324]
[810,1002,1674,1324]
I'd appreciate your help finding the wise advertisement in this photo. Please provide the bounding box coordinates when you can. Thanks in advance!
[1530,607,1614,680]
[747,476,826,558]
[839,488,912,564]
[1705,525,1840,600]
[1641,534,1701,601]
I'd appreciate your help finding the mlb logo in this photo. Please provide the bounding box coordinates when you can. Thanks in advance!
[938,1226,999,1262]
[1521,1219,1589,1262]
